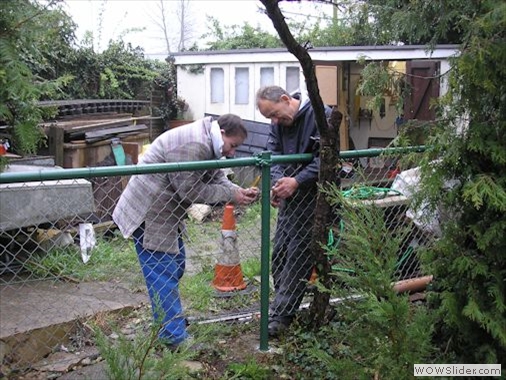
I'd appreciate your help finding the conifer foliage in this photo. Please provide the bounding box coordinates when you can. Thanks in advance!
[388,0,506,364]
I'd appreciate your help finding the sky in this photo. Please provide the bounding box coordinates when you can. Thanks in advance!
[63,0,330,60]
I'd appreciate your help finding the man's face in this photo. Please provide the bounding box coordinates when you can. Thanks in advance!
[221,133,244,157]
[257,95,296,127]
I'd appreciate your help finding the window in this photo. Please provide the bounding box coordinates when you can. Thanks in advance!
[260,67,274,87]
[286,66,300,93]
[210,68,224,103]
[235,67,249,104]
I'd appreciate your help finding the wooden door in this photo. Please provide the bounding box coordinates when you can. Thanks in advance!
[404,61,439,120]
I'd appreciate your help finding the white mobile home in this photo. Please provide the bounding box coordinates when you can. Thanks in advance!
[172,45,458,152]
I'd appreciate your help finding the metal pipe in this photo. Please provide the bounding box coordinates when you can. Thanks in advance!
[0,146,426,184]
[259,151,272,351]
[393,275,433,293]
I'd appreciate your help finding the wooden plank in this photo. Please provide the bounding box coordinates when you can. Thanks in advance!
[84,124,148,143]
[65,116,154,138]
[121,142,140,164]
[48,126,65,167]
[315,65,338,105]
[338,65,349,151]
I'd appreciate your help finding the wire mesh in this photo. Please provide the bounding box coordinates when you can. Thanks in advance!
[0,150,433,373]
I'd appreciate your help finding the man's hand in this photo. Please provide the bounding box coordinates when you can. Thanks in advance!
[271,177,298,200]
[234,187,259,205]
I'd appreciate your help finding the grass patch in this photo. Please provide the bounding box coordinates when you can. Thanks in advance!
[27,234,142,287]
[241,257,261,280]
[181,267,261,317]
[180,269,215,313]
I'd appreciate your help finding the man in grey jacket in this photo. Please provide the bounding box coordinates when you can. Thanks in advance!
[256,85,331,337]
[113,113,258,348]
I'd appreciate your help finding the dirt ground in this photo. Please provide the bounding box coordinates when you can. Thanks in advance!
[3,205,283,379]
[10,314,283,380]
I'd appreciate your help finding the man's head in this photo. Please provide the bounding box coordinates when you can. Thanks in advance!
[256,85,300,127]
[218,113,247,157]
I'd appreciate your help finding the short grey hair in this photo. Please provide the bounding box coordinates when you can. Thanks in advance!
[256,85,291,104]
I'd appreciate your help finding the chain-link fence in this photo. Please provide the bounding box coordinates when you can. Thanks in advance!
[0,148,433,371]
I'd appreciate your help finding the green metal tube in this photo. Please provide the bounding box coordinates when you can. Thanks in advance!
[0,146,426,184]
[340,145,426,158]
[0,156,259,183]
[259,151,272,351]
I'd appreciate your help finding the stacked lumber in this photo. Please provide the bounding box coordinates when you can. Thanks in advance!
[36,100,164,168]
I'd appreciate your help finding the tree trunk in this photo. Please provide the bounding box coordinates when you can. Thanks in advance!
[309,108,341,327]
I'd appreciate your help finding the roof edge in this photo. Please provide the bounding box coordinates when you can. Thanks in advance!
[171,44,460,57]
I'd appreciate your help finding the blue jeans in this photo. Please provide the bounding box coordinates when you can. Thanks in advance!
[132,226,188,344]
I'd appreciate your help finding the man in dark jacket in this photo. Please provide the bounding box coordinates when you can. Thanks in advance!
[256,85,331,337]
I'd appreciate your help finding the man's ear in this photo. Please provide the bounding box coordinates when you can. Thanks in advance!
[280,94,291,103]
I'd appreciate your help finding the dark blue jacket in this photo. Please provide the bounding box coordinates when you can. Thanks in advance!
[267,94,332,191]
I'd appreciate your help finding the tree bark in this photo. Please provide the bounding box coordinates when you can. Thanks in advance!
[260,0,342,328]
[309,108,341,327]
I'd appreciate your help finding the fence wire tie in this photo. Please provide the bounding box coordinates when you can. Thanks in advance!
[254,155,272,167]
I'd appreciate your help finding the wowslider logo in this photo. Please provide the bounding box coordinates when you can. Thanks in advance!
[414,364,501,377]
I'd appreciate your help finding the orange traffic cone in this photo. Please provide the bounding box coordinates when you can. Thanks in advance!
[212,204,247,292]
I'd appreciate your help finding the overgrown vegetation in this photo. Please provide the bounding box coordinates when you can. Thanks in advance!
[274,185,434,379]
[348,0,506,366]
[92,311,201,379]
[91,306,275,380]
[413,1,506,364]
[0,0,180,167]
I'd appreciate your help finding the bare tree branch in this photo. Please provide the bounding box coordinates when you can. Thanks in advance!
[149,0,195,54]
[176,0,193,51]
[160,1,172,54]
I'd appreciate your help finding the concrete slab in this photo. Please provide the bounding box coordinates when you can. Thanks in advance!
[0,280,148,365]
[0,164,95,231]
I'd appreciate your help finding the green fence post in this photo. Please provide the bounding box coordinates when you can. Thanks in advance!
[258,151,272,351]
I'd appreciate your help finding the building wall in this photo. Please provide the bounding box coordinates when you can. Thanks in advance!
[177,56,451,159]
[176,68,206,121]
[177,62,305,122]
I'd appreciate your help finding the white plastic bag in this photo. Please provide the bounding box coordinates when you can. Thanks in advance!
[391,167,441,237]
[79,223,96,263]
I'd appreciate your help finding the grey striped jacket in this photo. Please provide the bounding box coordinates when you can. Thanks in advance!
[112,117,239,253]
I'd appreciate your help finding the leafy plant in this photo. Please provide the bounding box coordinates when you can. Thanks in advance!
[395,0,506,365]
[280,184,435,379]
[203,17,282,50]
[224,357,273,379]
[356,59,410,115]
[0,0,72,162]
[92,314,193,379]
[152,62,183,122]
